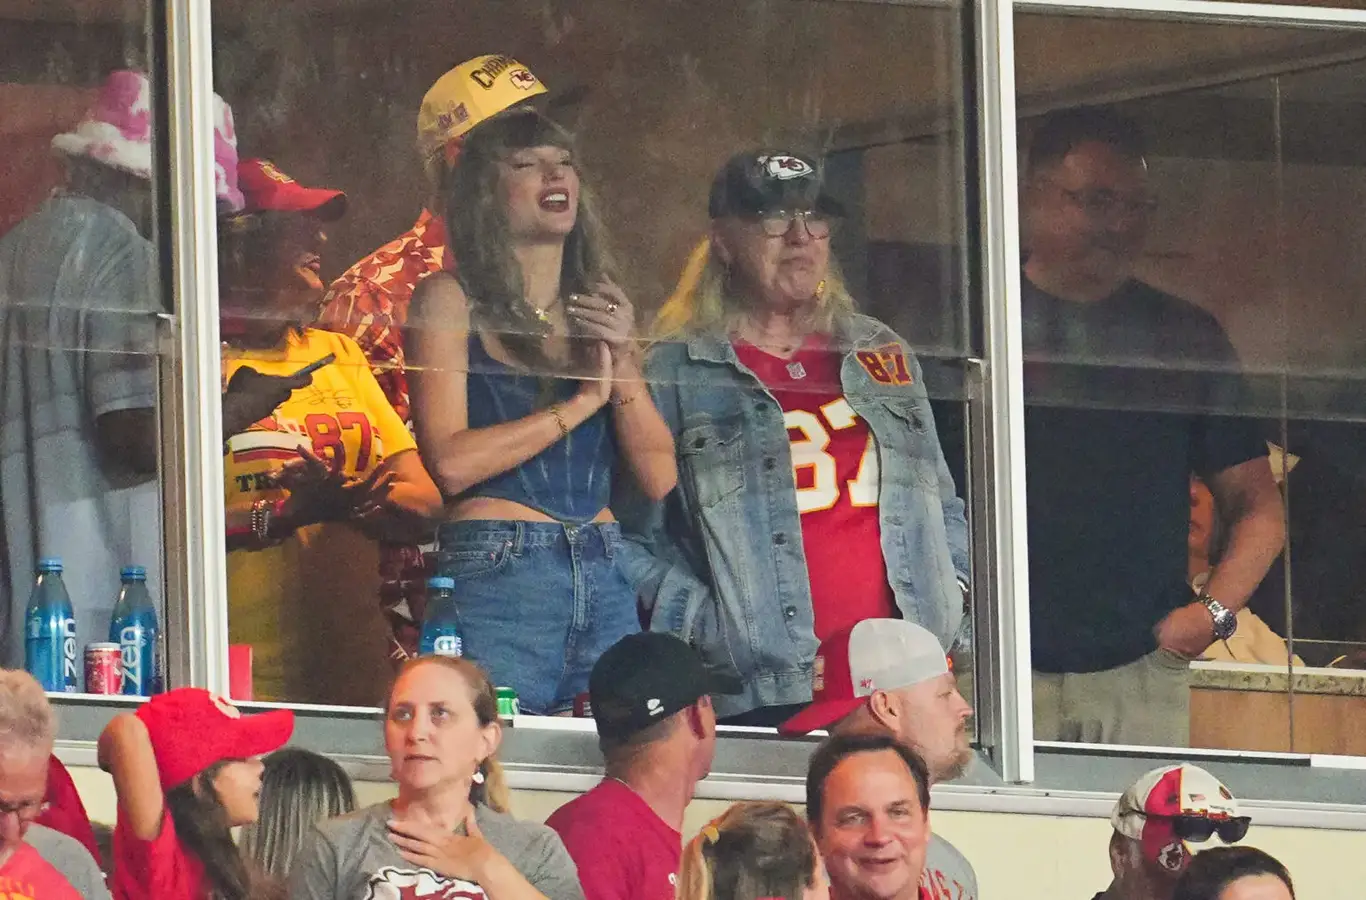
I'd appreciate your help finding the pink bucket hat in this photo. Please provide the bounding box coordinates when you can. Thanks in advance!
[52,69,245,212]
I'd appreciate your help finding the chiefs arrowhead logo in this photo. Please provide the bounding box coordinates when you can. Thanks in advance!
[758,154,813,181]
[364,866,487,900]
[1156,841,1187,873]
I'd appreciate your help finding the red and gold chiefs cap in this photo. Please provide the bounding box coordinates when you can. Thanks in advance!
[417,54,548,161]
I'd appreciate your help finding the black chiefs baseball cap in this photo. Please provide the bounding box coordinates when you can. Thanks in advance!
[708,149,847,220]
[589,632,743,741]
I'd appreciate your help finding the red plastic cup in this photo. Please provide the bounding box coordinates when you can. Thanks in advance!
[228,644,253,701]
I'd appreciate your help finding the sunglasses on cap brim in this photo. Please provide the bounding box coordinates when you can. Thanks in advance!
[1165,814,1251,844]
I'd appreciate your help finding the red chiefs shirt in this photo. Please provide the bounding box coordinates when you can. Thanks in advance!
[111,809,207,900]
[545,779,681,900]
[734,337,896,641]
[0,842,85,899]
[37,757,100,867]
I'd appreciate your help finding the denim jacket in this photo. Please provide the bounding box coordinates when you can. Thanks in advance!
[616,313,970,717]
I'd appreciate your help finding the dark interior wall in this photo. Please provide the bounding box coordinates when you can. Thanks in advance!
[209,0,965,311]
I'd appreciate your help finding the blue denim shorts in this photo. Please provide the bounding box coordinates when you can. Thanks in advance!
[433,520,641,714]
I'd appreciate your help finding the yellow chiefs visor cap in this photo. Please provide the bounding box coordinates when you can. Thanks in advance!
[417,54,548,160]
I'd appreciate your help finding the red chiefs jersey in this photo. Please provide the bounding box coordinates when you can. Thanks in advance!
[734,337,896,641]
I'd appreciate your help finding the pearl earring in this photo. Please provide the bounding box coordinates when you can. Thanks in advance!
[472,768,486,785]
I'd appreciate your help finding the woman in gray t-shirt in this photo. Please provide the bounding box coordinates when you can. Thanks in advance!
[289,657,584,900]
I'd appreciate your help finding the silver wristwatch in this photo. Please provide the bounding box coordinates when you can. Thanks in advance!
[1200,594,1238,641]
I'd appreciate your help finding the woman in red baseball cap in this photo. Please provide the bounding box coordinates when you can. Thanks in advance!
[97,688,295,900]
[217,159,442,706]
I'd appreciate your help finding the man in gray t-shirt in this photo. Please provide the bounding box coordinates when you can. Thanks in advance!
[290,802,584,900]
[0,162,163,667]
[781,620,980,900]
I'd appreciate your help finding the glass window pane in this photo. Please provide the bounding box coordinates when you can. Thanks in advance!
[213,0,981,761]
[0,10,169,696]
[1017,10,1366,755]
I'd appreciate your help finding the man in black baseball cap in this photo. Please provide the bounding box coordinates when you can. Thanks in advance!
[546,633,741,900]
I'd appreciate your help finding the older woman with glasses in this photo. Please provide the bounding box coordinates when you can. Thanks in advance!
[621,149,970,726]
[0,671,109,899]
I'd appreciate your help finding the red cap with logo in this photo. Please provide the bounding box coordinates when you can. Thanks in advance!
[135,688,294,790]
[236,158,347,220]
[779,619,950,735]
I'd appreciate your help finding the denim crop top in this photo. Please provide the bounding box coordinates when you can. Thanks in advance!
[462,335,616,523]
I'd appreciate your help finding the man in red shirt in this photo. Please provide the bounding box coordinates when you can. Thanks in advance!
[317,53,548,661]
[0,671,109,899]
[546,632,741,900]
[808,733,935,900]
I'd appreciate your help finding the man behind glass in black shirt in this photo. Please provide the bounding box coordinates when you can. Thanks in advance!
[1020,108,1285,747]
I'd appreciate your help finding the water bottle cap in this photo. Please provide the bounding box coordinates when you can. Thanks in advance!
[120,565,148,581]
[427,576,455,591]
[36,558,62,573]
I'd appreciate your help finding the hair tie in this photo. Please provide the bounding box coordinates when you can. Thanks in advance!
[701,824,720,845]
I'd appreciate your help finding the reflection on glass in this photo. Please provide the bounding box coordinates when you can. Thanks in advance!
[1020,105,1282,750]
[1018,12,1366,756]
[0,65,167,684]
[214,0,974,725]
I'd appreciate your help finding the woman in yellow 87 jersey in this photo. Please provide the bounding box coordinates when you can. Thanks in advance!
[219,159,442,705]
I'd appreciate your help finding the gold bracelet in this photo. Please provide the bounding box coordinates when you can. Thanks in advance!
[549,404,570,439]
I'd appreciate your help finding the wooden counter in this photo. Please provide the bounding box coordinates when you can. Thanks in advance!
[1190,661,1366,755]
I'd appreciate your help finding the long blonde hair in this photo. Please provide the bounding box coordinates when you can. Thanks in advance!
[651,235,859,341]
[676,802,818,900]
[388,656,510,813]
[240,749,356,880]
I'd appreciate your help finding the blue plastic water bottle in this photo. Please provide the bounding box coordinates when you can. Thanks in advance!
[109,566,159,696]
[418,577,463,658]
[24,559,77,693]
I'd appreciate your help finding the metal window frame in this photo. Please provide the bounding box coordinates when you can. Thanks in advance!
[161,0,230,696]
[972,0,1035,784]
[1015,0,1366,24]
[125,0,1366,821]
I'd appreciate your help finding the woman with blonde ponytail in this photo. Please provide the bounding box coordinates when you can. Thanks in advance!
[289,656,583,900]
[676,802,827,900]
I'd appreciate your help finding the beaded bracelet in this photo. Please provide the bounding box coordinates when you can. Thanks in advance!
[250,498,287,546]
[250,498,272,544]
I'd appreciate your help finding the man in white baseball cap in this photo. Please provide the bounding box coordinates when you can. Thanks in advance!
[1096,763,1250,900]
[780,619,977,900]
